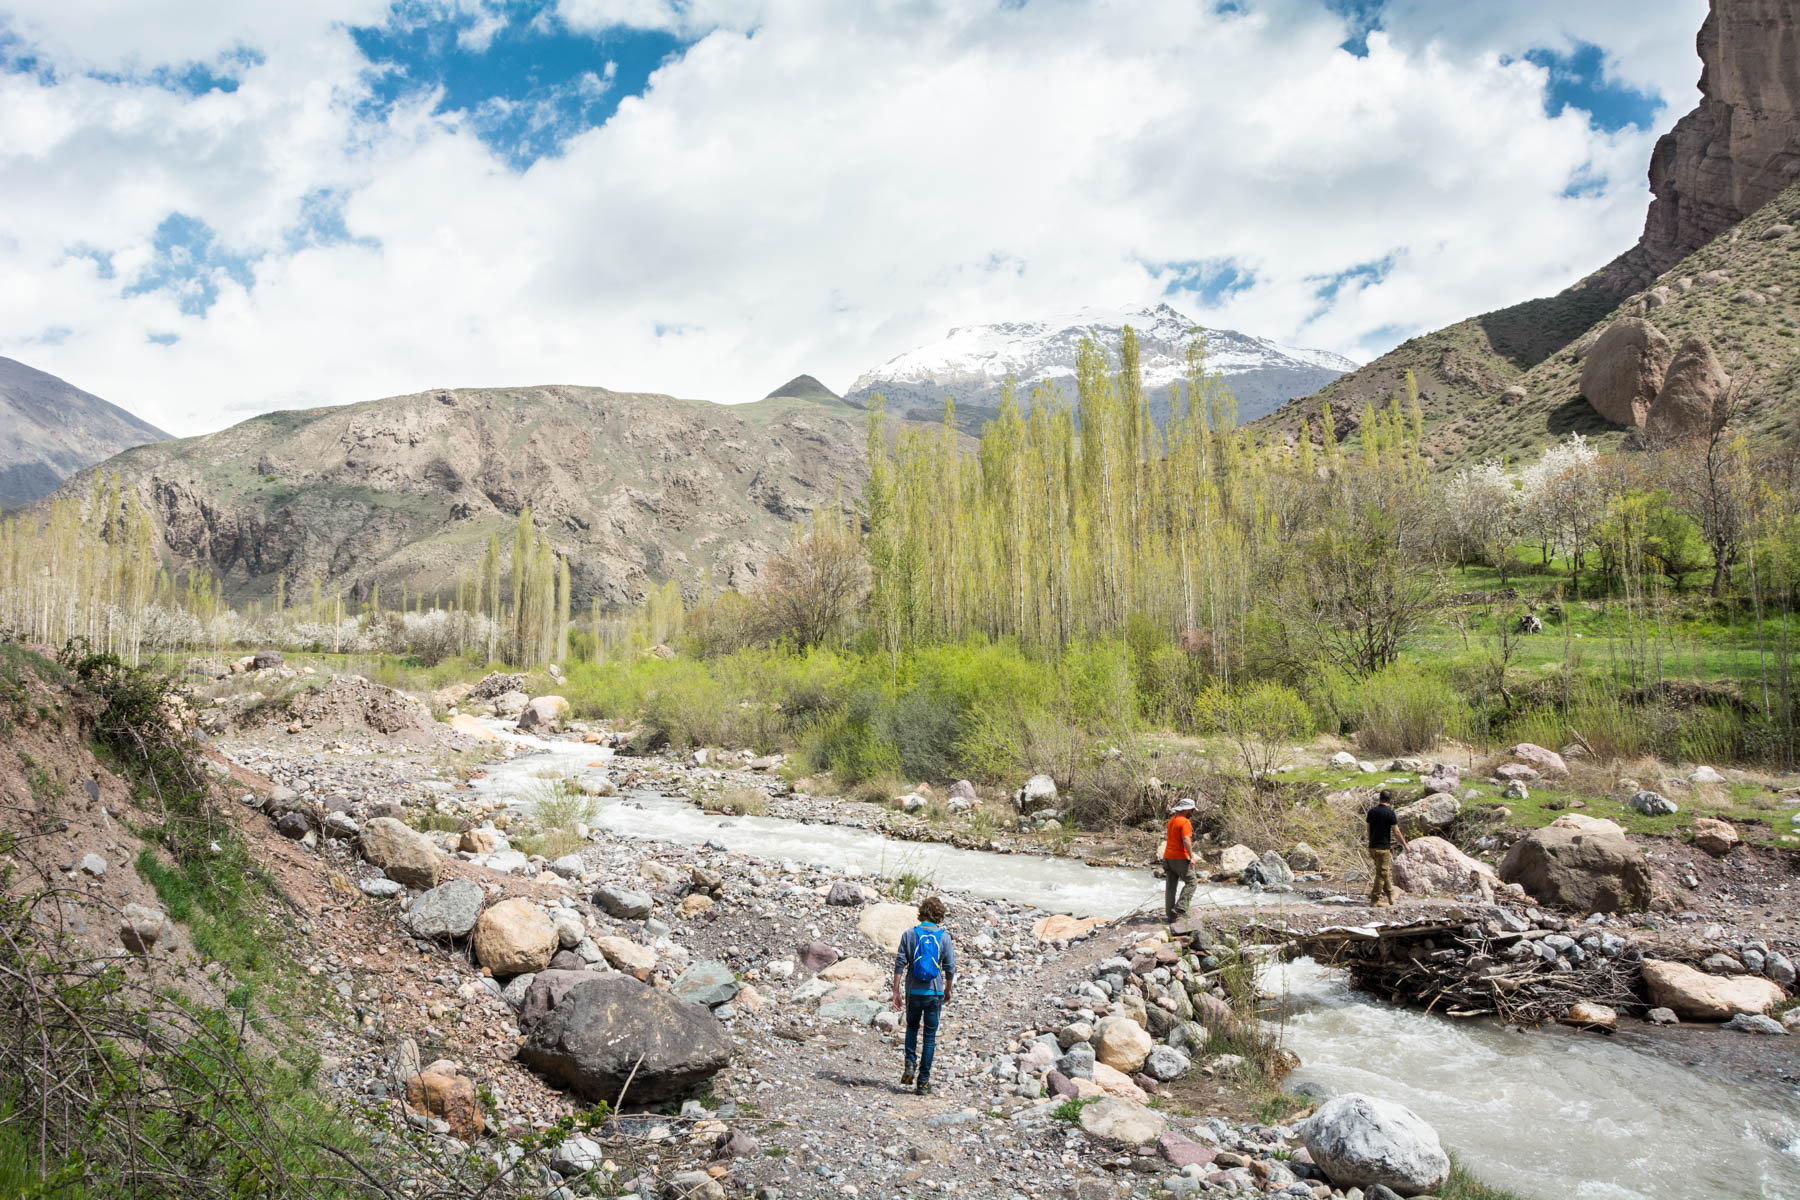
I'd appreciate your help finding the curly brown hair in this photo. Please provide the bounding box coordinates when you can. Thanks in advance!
[917,895,947,924]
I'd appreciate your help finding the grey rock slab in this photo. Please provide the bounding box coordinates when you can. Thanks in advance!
[406,879,485,940]
[671,960,740,1007]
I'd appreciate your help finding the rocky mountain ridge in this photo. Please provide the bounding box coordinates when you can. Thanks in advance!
[0,356,170,510]
[1260,0,1800,463]
[848,302,1357,426]
[55,384,880,605]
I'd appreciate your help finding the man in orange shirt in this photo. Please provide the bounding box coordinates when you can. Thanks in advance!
[1162,797,1197,922]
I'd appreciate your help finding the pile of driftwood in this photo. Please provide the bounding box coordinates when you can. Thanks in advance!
[1244,913,1645,1027]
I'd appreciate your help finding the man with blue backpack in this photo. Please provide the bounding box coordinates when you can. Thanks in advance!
[891,895,955,1095]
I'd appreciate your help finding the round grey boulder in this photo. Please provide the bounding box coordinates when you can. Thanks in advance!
[1301,1093,1449,1196]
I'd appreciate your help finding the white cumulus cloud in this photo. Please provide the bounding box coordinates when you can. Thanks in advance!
[0,0,1708,435]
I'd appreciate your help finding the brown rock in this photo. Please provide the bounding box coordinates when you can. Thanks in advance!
[1032,914,1103,943]
[1498,825,1653,913]
[1638,1,1800,270]
[472,898,557,978]
[1094,1015,1154,1073]
[405,1071,485,1142]
[358,816,441,889]
[594,935,655,977]
[1692,817,1739,857]
[1642,958,1785,1020]
[1508,742,1570,779]
[1561,1001,1618,1031]
[458,828,506,854]
[1579,319,1672,427]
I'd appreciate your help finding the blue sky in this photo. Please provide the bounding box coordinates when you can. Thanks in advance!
[0,0,1710,433]
[351,7,685,168]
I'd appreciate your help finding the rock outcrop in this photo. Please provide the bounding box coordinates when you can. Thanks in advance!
[518,976,731,1103]
[1580,319,1674,427]
[1498,825,1653,913]
[1639,0,1800,273]
[1645,336,1732,442]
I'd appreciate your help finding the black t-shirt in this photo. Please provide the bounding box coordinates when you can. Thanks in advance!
[1367,804,1398,850]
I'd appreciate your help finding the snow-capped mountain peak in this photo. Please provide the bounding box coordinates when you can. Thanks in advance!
[847,304,1357,423]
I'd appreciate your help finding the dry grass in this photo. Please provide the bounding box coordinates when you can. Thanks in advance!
[1206,782,1368,874]
[701,785,769,816]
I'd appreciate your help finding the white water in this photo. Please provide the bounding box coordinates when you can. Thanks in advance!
[1274,959,1800,1200]
[476,728,1800,1197]
[471,726,1234,919]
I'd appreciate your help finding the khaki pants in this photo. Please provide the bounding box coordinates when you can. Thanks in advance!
[1368,848,1394,905]
[1163,857,1196,920]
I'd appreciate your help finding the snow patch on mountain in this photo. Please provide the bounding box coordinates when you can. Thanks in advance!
[848,303,1358,407]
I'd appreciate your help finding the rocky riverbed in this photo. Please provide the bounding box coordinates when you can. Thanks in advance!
[165,666,1800,1198]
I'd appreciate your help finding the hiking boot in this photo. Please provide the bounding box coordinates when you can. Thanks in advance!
[900,1069,915,1086]
[914,1081,932,1096]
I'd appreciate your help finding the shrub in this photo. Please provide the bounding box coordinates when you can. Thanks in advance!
[1218,682,1314,776]
[1352,662,1462,755]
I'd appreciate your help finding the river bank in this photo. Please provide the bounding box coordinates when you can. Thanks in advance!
[192,676,1800,1199]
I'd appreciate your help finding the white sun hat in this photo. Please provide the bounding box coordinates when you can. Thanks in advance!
[1171,797,1196,812]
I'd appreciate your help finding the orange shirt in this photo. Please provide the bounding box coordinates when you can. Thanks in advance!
[1162,813,1193,860]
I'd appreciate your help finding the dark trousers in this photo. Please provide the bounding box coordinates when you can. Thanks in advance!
[1163,857,1196,920]
[904,994,943,1081]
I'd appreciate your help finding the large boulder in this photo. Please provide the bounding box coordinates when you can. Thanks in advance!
[1390,836,1497,896]
[519,968,603,1032]
[1093,1015,1154,1074]
[1216,844,1259,878]
[359,817,442,889]
[857,902,917,953]
[1579,317,1673,427]
[518,976,731,1103]
[1014,774,1058,814]
[517,695,570,732]
[1078,1097,1166,1147]
[1395,795,1460,835]
[406,879,485,940]
[473,898,558,978]
[1646,336,1730,442]
[1506,743,1569,780]
[1300,1093,1450,1196]
[1498,825,1653,913]
[1241,850,1295,888]
[1641,959,1785,1020]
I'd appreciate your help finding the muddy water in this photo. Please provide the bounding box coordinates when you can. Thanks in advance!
[1274,959,1800,1200]
[479,728,1800,1198]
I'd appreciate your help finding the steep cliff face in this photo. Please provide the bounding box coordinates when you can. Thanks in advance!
[0,356,169,509]
[1261,0,1800,461]
[56,384,876,605]
[1639,0,1800,274]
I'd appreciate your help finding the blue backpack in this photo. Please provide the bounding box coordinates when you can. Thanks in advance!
[908,925,945,987]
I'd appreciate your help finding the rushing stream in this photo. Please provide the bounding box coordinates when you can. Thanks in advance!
[1273,959,1800,1200]
[475,729,1800,1199]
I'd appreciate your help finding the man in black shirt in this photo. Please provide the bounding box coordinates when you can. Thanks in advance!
[1365,789,1408,907]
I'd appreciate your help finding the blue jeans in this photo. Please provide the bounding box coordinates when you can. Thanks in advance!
[904,994,943,1081]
